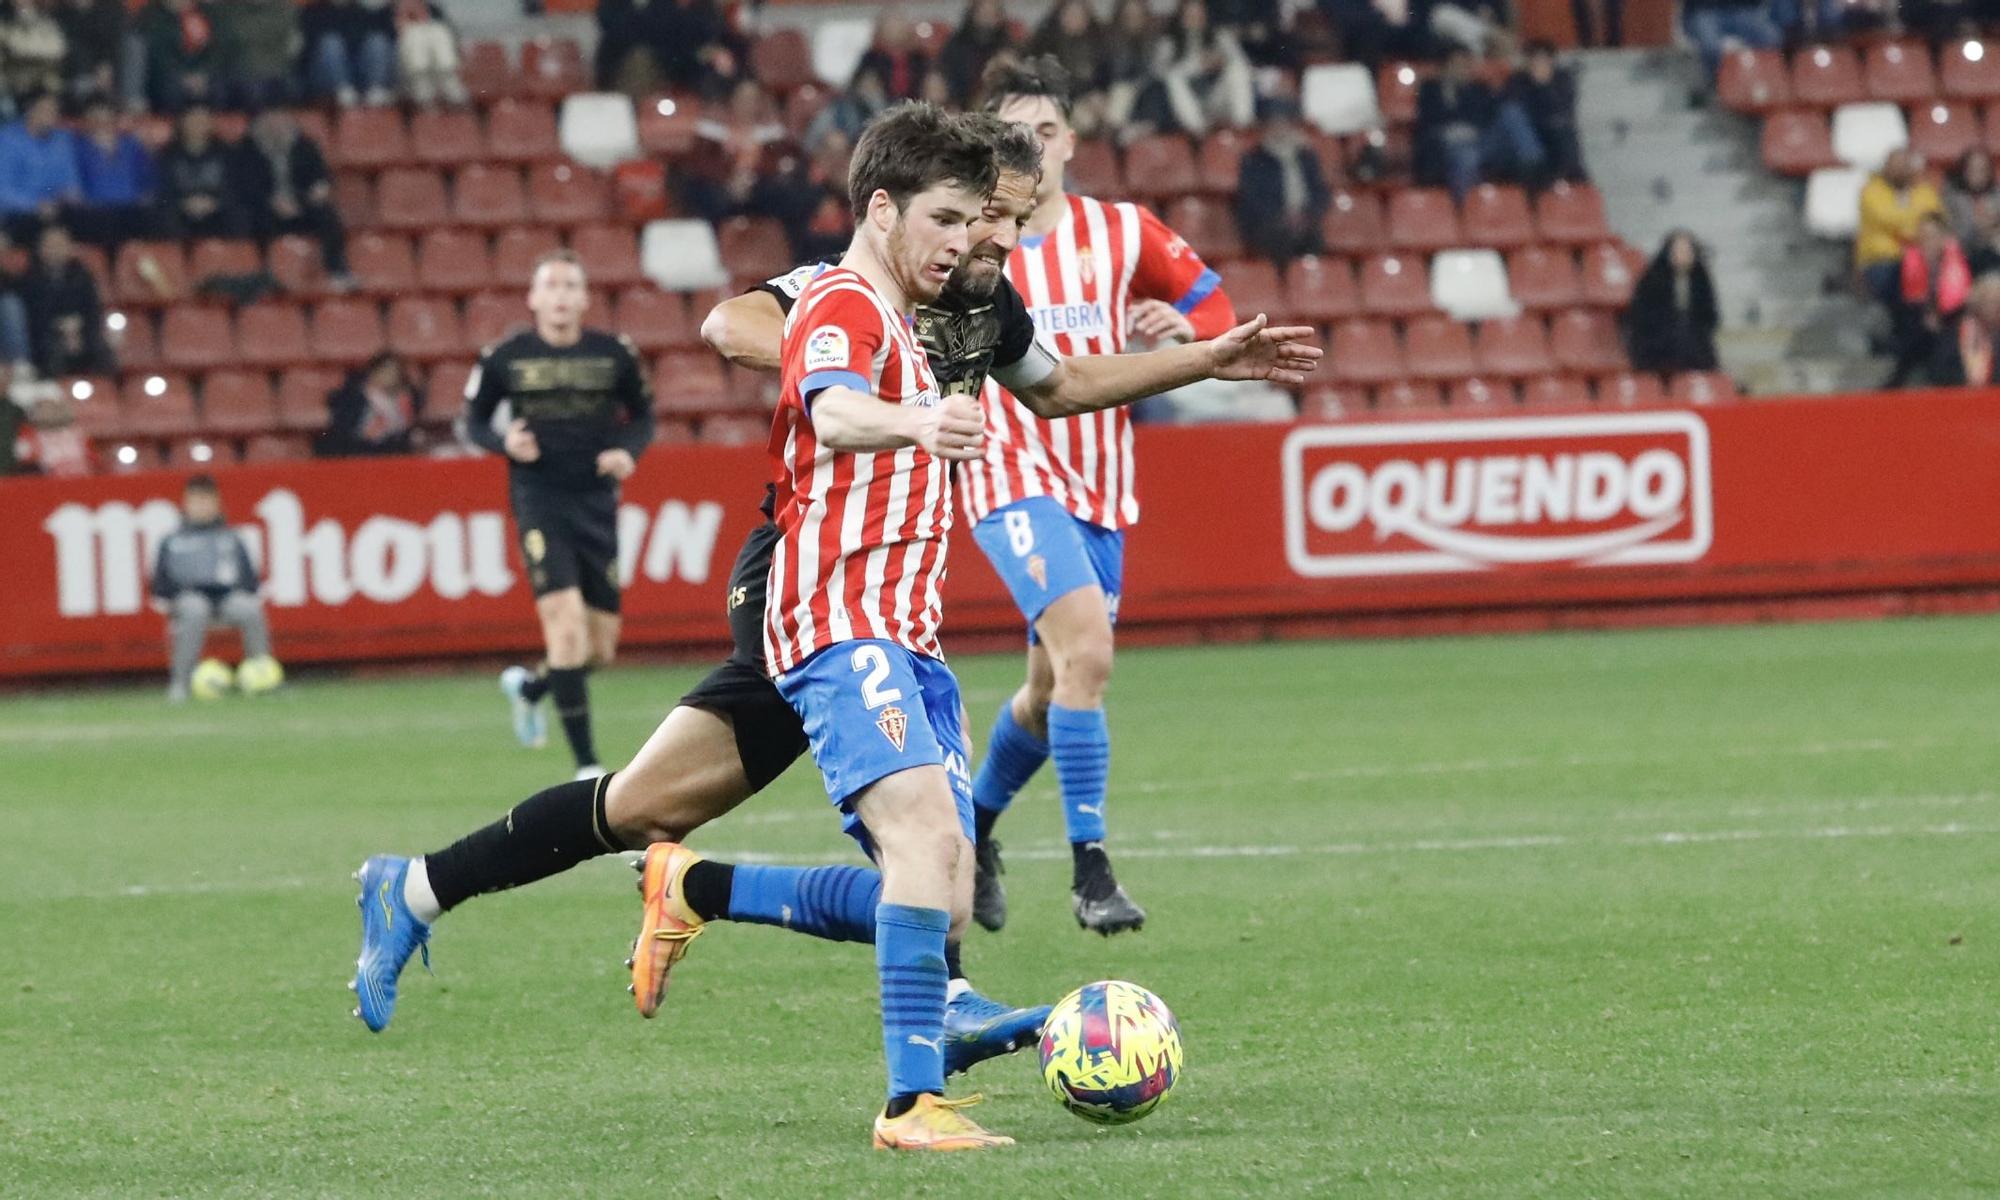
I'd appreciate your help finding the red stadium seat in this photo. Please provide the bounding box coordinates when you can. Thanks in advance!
[293,110,331,149]
[73,243,110,294]
[750,29,815,93]
[68,377,123,436]
[464,290,527,350]
[1358,252,1432,317]
[651,350,728,413]
[1162,195,1242,262]
[277,367,342,432]
[570,224,644,286]
[1402,315,1477,381]
[1475,315,1555,377]
[1221,259,1286,322]
[122,372,199,436]
[1596,371,1666,407]
[1535,182,1610,244]
[113,240,186,305]
[387,296,464,361]
[724,362,779,412]
[699,414,767,445]
[410,108,486,167]
[424,359,474,419]
[782,83,831,140]
[1322,189,1386,255]
[417,228,495,293]
[1671,370,1740,405]
[1942,38,2000,101]
[1377,61,1424,125]
[1910,101,1981,165]
[1121,135,1200,202]
[461,40,513,101]
[1552,309,1629,375]
[1066,138,1120,195]
[373,167,448,231]
[332,171,375,229]
[186,238,260,281]
[637,96,700,157]
[310,298,387,366]
[1977,103,2000,155]
[200,371,279,435]
[1506,245,1582,311]
[717,216,793,284]
[1299,384,1364,420]
[1387,187,1461,252]
[1373,379,1443,412]
[612,285,693,353]
[1791,45,1865,107]
[104,440,160,472]
[453,164,529,228]
[1284,255,1361,324]
[485,98,562,162]
[1448,376,1515,409]
[1718,48,1791,113]
[165,436,233,469]
[110,311,159,369]
[1327,319,1405,385]
[520,37,586,99]
[1761,109,1838,175]
[1579,241,1645,307]
[243,433,311,463]
[347,232,417,295]
[493,225,563,284]
[528,162,610,225]
[1460,184,1534,248]
[1520,373,1592,409]
[331,107,411,170]
[1864,40,1938,104]
[1196,129,1251,195]
[235,302,311,368]
[160,307,235,371]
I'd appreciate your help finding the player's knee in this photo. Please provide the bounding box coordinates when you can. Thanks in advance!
[1053,630,1114,697]
[590,644,617,670]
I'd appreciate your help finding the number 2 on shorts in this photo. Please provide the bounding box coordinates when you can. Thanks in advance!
[851,644,904,709]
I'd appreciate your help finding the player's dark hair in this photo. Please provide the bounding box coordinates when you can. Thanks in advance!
[184,473,218,494]
[980,54,1074,120]
[958,112,1044,187]
[846,102,999,221]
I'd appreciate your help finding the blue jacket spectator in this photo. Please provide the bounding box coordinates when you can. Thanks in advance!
[0,93,79,231]
[69,96,156,248]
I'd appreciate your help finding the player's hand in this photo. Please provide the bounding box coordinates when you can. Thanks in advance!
[503,419,540,463]
[597,448,637,481]
[1204,314,1324,387]
[916,392,986,461]
[1128,299,1196,344]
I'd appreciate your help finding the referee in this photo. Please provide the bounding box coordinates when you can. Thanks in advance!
[463,249,654,779]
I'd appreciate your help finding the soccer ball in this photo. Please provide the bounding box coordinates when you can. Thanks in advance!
[189,658,234,700]
[237,654,284,696]
[1038,980,1183,1125]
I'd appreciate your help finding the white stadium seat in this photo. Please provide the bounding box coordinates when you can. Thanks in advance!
[1830,101,1908,170]
[641,219,729,292]
[1804,165,1870,238]
[557,93,640,169]
[1430,249,1518,320]
[811,17,874,87]
[1301,63,1382,134]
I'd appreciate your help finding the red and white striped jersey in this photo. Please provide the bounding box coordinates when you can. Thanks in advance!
[764,266,952,675]
[959,193,1230,531]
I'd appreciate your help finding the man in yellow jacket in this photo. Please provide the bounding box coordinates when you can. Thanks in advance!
[1858,149,1942,300]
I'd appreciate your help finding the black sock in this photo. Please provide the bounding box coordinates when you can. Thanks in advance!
[547,666,598,767]
[944,940,964,983]
[884,1093,927,1119]
[680,859,734,921]
[1071,841,1113,893]
[973,805,1001,844]
[517,664,550,704]
[423,775,623,912]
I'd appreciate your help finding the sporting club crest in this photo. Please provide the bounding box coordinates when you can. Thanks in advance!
[875,705,909,751]
[1027,554,1048,589]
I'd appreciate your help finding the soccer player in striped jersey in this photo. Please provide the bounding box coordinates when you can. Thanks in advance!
[961,56,1241,936]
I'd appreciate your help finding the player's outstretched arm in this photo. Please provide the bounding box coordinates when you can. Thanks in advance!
[701,292,787,373]
[1009,314,1322,419]
[812,388,986,461]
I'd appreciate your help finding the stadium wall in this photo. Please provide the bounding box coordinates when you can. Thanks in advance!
[6,388,1999,679]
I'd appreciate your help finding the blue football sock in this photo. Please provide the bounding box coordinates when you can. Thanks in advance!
[1047,703,1110,845]
[971,704,1049,820]
[725,864,881,943]
[876,903,950,1101]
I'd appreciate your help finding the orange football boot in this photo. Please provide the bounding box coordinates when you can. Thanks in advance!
[871,1094,1015,1151]
[628,842,706,1018]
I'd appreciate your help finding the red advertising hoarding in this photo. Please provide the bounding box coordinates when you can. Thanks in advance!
[5,389,1999,679]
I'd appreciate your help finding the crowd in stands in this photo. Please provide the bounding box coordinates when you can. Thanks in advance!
[1856,141,2000,386]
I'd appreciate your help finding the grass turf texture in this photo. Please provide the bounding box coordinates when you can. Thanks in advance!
[3,617,1998,1198]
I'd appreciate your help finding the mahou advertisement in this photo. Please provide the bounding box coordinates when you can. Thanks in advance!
[6,389,2000,678]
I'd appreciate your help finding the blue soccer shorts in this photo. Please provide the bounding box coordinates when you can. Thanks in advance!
[970,497,1124,644]
[774,639,975,857]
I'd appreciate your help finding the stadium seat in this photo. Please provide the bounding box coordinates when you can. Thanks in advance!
[557,93,641,169]
[1671,370,1740,405]
[1761,109,1839,175]
[1430,249,1515,320]
[1066,138,1120,195]
[385,296,463,361]
[373,167,448,231]
[1942,38,2000,100]
[699,414,767,445]
[1520,373,1592,409]
[242,432,310,463]
[1196,129,1251,195]
[1534,182,1610,244]
[187,238,260,282]
[1579,241,1644,307]
[809,15,874,86]
[1298,384,1362,420]
[651,350,728,412]
[1376,61,1423,125]
[724,363,779,412]
[1475,315,1555,377]
[454,164,529,228]
[1791,45,1866,107]
[1551,309,1628,374]
[331,107,411,170]
[464,290,527,349]
[113,240,186,305]
[292,110,331,149]
[1163,195,1242,262]
[1322,189,1387,254]
[1372,379,1443,412]
[111,311,159,369]
[1327,318,1405,385]
[1302,63,1382,134]
[310,299,387,365]
[1358,252,1432,317]
[1804,165,1869,237]
[642,219,728,292]
[1284,255,1361,324]
[486,98,562,163]
[750,29,815,93]
[332,171,375,229]
[417,228,495,293]
[1506,245,1582,310]
[123,372,199,436]
[1449,376,1514,408]
[1865,40,1937,104]
[347,232,417,295]
[1222,259,1286,322]
[424,359,474,419]
[1461,184,1535,248]
[160,307,235,371]
[528,162,612,225]
[613,286,693,352]
[1122,135,1200,202]
[520,37,587,99]
[73,243,110,294]
[1387,188,1461,251]
[200,370,279,436]
[67,378,122,435]
[1403,315,1477,381]
[1830,101,1908,169]
[460,40,513,100]
[235,302,312,368]
[570,224,644,286]
[716,216,793,285]
[164,436,230,469]
[1718,48,1791,113]
[1909,101,1979,164]
[1596,371,1667,407]
[277,367,341,431]
[409,108,485,168]
[493,225,563,284]
[636,96,700,157]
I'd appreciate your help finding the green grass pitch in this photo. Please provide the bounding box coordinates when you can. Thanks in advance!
[4,616,1998,1197]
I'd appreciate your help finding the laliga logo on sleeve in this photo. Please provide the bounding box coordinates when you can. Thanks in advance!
[1281,413,1713,577]
[803,325,849,372]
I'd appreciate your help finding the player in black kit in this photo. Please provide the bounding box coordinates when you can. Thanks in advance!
[462,249,654,780]
[349,114,1318,1044]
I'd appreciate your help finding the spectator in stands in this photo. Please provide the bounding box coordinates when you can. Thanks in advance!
[156,102,244,239]
[918,65,954,108]
[1856,148,1943,304]
[1889,212,1970,385]
[1505,41,1584,185]
[130,0,221,113]
[1415,46,1511,200]
[3,0,69,104]
[1102,0,1171,142]
[1943,148,2000,250]
[71,96,155,249]
[235,109,351,286]
[55,0,124,107]
[855,7,930,103]
[152,474,273,704]
[750,128,852,264]
[1027,1,1109,135]
[0,230,36,371]
[20,223,111,377]
[939,0,1011,106]
[1320,0,1431,68]
[1572,0,1622,46]
[0,93,80,242]
[599,0,743,100]
[1211,0,1296,70]
[1682,0,1780,88]
[316,351,423,456]
[1235,96,1330,267]
[300,0,394,108]
[1154,0,1256,137]
[805,61,888,154]
[215,0,297,110]
[1923,271,2000,385]
[395,0,467,108]
[1624,230,1719,376]
[677,77,788,225]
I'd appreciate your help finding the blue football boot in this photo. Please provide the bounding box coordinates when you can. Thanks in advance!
[350,854,431,1032]
[943,989,1052,1076]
